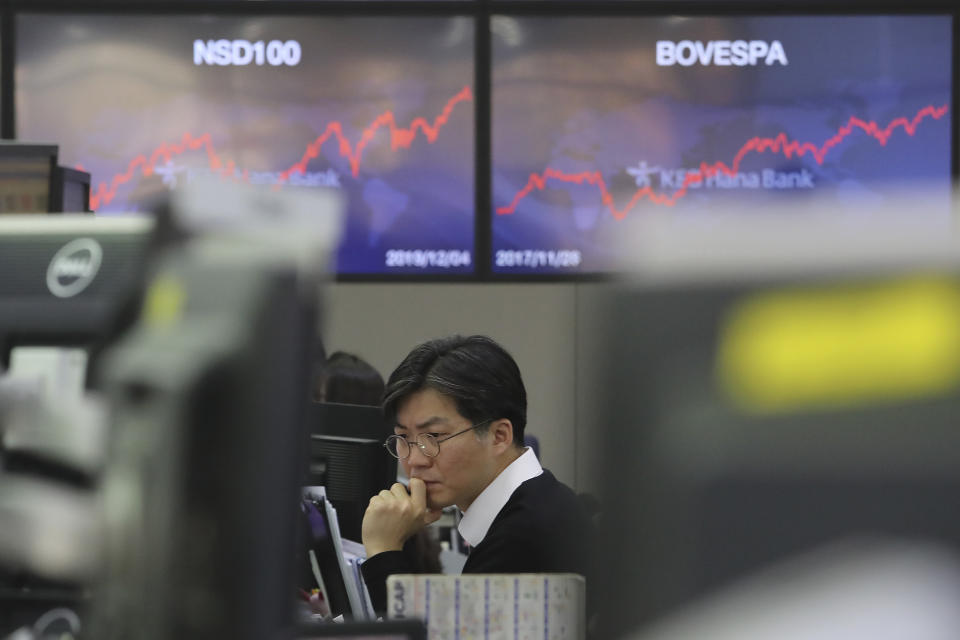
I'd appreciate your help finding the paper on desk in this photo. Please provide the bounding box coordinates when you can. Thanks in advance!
[388,573,585,640]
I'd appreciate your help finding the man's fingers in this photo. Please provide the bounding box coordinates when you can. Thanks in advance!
[390,482,409,500]
[422,508,443,526]
[408,477,428,510]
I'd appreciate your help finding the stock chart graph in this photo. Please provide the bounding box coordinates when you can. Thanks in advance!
[16,15,475,275]
[80,86,474,212]
[492,15,953,274]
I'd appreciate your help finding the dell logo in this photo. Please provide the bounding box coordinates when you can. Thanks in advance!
[46,238,103,298]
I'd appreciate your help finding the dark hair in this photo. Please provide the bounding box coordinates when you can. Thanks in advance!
[313,351,385,406]
[383,335,526,448]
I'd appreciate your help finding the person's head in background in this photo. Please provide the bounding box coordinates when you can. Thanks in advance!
[383,335,527,511]
[313,351,385,406]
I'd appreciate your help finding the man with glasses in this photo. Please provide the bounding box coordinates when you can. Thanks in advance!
[359,335,594,614]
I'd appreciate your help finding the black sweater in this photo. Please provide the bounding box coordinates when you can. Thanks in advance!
[360,469,595,614]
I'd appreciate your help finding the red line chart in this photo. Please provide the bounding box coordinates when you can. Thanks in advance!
[83,85,473,210]
[495,104,949,221]
[278,85,473,183]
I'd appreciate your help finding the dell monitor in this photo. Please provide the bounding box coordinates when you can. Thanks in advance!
[0,214,154,385]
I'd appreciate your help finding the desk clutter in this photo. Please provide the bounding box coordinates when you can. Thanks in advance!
[387,573,586,640]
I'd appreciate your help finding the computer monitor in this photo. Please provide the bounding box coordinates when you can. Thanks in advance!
[307,402,397,542]
[16,12,476,276]
[491,13,953,276]
[0,144,92,214]
[0,214,154,385]
[300,495,355,621]
[50,166,92,214]
[0,214,156,637]
[0,143,58,214]
[594,268,960,638]
[90,235,324,640]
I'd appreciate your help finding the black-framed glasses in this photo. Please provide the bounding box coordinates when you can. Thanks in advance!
[384,420,493,460]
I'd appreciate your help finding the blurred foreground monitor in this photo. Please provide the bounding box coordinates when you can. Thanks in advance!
[1,179,345,640]
[596,192,960,639]
[0,215,155,384]
[0,215,156,634]
[89,181,343,640]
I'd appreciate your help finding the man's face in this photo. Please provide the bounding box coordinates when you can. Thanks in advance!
[394,388,496,512]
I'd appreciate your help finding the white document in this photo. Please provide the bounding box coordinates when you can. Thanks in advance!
[322,497,365,619]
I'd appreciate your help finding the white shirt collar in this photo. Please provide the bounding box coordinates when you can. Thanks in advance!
[457,447,543,547]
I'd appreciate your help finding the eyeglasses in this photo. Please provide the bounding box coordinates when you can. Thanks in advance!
[384,420,493,460]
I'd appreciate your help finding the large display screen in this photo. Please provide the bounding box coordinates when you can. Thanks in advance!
[491,15,953,275]
[16,14,475,276]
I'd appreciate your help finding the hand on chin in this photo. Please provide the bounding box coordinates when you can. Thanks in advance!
[361,478,443,556]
